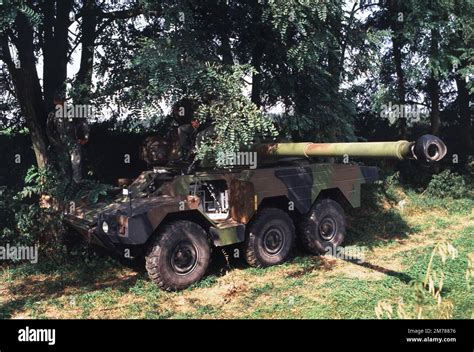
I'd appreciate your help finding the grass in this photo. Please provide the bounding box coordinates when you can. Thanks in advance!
[0,186,473,319]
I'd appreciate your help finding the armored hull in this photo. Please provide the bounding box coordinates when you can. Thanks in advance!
[64,134,446,290]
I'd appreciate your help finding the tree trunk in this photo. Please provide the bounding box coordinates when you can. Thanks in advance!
[4,15,49,168]
[220,34,234,66]
[392,35,407,139]
[388,0,407,139]
[75,0,98,103]
[250,4,263,108]
[2,0,146,171]
[455,77,474,152]
[428,75,440,135]
[428,29,440,135]
[327,8,344,86]
[43,0,74,113]
[251,46,263,108]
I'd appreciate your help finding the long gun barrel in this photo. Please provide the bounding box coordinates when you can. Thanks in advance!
[258,135,447,163]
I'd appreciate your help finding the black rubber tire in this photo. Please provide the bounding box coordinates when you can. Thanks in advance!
[145,220,211,291]
[244,208,296,268]
[299,199,346,255]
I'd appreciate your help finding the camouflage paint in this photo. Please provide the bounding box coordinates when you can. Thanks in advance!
[64,135,445,253]
[65,162,376,248]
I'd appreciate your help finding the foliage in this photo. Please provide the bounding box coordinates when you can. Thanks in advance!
[17,166,64,200]
[74,180,114,205]
[351,0,473,146]
[0,168,64,257]
[0,0,473,280]
[193,65,277,162]
[17,3,43,26]
[381,171,403,203]
[426,169,468,199]
[0,164,114,261]
[357,169,474,219]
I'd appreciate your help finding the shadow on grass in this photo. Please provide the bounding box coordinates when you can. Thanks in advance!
[0,259,142,319]
[0,247,246,318]
[342,258,414,284]
[345,205,413,249]
[340,258,451,296]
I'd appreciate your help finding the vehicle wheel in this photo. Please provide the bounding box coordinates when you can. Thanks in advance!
[244,208,295,268]
[145,220,211,291]
[299,199,345,255]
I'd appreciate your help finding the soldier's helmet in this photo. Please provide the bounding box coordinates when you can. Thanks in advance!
[171,98,197,126]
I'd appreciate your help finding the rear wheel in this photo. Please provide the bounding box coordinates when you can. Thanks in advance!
[145,220,211,291]
[299,199,346,255]
[244,208,296,268]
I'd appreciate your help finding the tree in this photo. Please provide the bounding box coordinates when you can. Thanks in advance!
[359,0,473,149]
[0,0,162,170]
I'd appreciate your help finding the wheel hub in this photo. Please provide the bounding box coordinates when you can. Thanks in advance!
[263,227,285,255]
[319,216,337,241]
[170,241,198,275]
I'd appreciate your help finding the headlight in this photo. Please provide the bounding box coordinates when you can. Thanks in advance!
[102,221,109,234]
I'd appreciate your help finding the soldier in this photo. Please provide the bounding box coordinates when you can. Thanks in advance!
[139,135,171,166]
[46,91,89,183]
[171,98,199,162]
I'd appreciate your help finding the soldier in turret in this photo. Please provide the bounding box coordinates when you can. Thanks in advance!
[171,98,215,162]
[171,98,198,161]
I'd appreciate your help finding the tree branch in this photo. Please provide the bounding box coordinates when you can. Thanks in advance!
[0,35,15,71]
[405,100,431,109]
[98,3,162,20]
[99,6,144,20]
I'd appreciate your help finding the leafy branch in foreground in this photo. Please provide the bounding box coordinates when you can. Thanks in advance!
[194,64,278,163]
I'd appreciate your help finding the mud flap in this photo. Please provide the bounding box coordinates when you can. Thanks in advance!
[209,224,246,247]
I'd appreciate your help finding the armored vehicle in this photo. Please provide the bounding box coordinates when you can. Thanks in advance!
[64,135,446,290]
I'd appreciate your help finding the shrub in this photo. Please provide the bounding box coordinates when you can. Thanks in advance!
[1,166,114,263]
[426,170,468,199]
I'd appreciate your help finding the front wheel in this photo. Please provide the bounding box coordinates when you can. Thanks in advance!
[299,199,346,255]
[145,220,211,291]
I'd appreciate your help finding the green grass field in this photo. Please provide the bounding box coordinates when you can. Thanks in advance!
[1,186,473,319]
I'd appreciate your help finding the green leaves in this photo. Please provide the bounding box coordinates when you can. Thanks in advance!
[18,166,50,199]
[18,3,42,26]
[316,2,327,22]
[87,184,112,205]
[73,180,113,205]
[426,170,467,199]
[193,64,277,163]
[0,2,43,30]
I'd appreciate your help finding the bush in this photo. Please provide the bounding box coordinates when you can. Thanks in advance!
[426,170,468,199]
[382,171,405,203]
[1,165,115,264]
